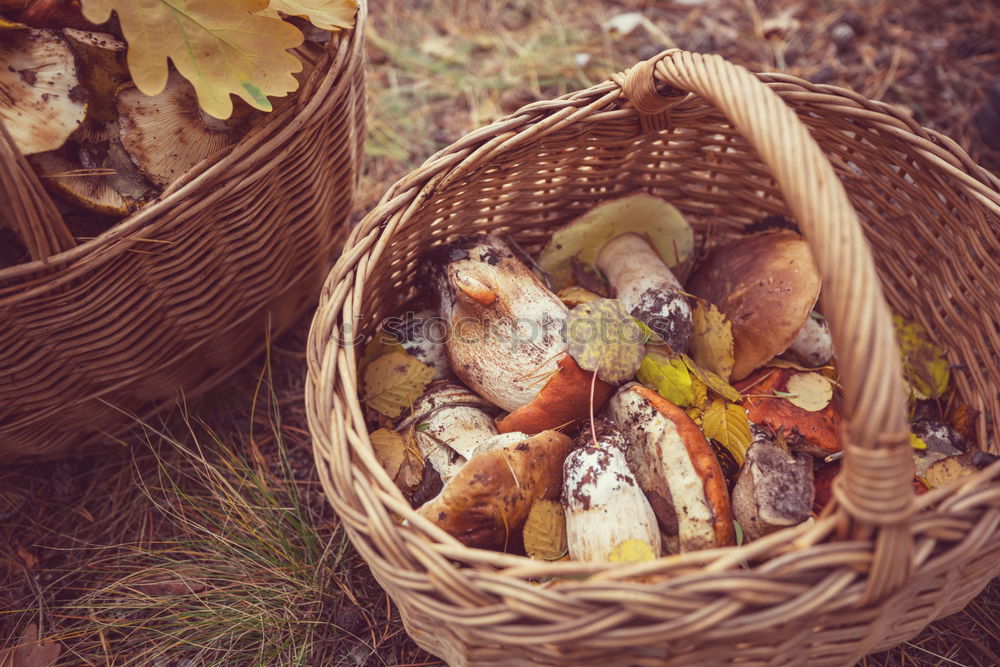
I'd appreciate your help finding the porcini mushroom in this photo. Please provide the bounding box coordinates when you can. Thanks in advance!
[609,383,735,552]
[537,193,694,290]
[595,232,693,354]
[787,313,834,367]
[0,27,86,155]
[117,70,252,188]
[731,431,814,542]
[385,309,452,380]
[402,382,498,484]
[431,234,614,434]
[687,230,822,381]
[562,443,661,562]
[416,429,572,550]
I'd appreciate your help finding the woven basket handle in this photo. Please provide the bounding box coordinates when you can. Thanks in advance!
[0,123,76,262]
[616,50,915,601]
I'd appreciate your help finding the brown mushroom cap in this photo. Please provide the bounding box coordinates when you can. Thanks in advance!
[0,27,86,155]
[687,230,821,381]
[496,353,614,435]
[416,430,573,550]
[117,70,251,187]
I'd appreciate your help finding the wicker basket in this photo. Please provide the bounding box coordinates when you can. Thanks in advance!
[0,2,366,463]
[306,50,1000,666]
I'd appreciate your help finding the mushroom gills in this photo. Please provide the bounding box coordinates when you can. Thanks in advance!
[596,232,693,354]
[562,443,661,562]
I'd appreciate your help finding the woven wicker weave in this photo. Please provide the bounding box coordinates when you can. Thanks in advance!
[306,50,1000,666]
[0,2,366,463]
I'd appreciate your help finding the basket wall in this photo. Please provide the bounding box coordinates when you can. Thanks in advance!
[307,51,1000,665]
[0,3,367,463]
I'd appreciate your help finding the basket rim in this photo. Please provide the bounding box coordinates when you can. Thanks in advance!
[0,1,367,285]
[306,52,1000,585]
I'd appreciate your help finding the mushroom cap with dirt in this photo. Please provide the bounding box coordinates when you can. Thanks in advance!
[687,230,822,381]
[0,27,86,155]
[416,429,573,550]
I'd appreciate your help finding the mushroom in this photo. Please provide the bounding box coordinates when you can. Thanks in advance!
[786,313,834,367]
[0,27,86,155]
[687,230,823,381]
[731,431,815,542]
[737,367,842,458]
[595,232,693,354]
[537,193,694,290]
[562,443,661,562]
[416,429,573,550]
[401,382,498,484]
[61,28,129,131]
[384,309,452,380]
[117,70,252,188]
[911,419,965,477]
[609,383,735,553]
[30,121,155,216]
[431,234,614,434]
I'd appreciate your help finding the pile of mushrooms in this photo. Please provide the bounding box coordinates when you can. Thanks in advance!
[362,194,990,561]
[0,2,330,259]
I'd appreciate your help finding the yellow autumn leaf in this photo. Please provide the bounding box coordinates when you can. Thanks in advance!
[783,372,833,412]
[637,351,695,407]
[80,0,304,119]
[701,399,752,465]
[679,353,741,403]
[363,351,434,418]
[892,314,950,399]
[691,301,735,380]
[523,500,568,560]
[358,330,404,374]
[909,432,927,451]
[370,428,405,479]
[259,0,358,31]
[565,299,646,383]
[557,286,602,308]
[608,538,655,563]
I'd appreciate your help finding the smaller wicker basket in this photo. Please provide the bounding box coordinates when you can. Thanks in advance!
[0,2,367,463]
[307,50,1000,666]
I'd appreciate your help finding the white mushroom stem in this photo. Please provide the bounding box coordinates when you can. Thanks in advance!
[391,309,452,380]
[595,232,693,353]
[732,438,814,542]
[787,314,833,367]
[406,384,498,484]
[562,445,661,562]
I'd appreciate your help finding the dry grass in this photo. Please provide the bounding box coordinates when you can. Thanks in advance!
[3,0,999,665]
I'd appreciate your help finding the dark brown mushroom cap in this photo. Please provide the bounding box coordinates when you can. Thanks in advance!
[687,230,821,381]
[416,430,573,550]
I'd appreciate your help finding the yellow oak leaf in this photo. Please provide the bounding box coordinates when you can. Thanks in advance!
[363,351,434,418]
[259,0,358,31]
[80,0,304,119]
[701,399,752,465]
[523,500,568,561]
[691,301,735,381]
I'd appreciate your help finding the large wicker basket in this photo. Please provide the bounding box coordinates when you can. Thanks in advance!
[0,2,366,463]
[306,50,1000,665]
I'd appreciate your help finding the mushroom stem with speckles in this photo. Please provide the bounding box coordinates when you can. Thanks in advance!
[731,431,814,541]
[562,442,661,562]
[595,232,693,354]
[787,314,833,367]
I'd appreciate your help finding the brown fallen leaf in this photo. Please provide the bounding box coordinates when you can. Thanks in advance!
[5,623,61,667]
